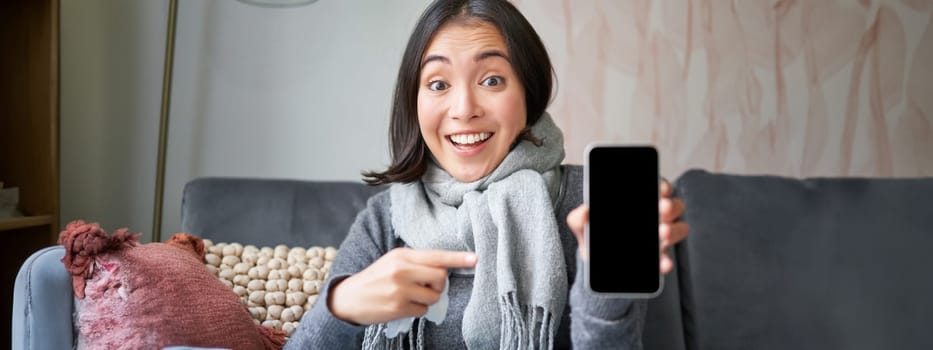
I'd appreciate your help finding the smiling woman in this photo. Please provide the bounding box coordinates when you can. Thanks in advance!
[283,0,688,349]
[416,21,527,182]
[361,0,554,186]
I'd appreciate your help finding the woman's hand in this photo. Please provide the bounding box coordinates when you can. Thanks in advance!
[567,179,688,274]
[328,248,477,325]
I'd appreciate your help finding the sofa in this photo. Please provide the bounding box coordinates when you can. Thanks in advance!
[12,170,933,349]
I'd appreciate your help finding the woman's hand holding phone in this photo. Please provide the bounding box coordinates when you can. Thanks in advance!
[657,180,688,272]
[571,148,689,299]
[569,179,687,273]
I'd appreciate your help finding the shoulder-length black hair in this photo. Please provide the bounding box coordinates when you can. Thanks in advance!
[362,0,554,185]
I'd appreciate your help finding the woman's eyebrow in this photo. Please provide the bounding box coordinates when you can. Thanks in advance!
[421,49,511,68]
[421,54,449,68]
[475,49,509,63]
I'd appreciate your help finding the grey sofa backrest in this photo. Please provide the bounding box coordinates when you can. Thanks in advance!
[673,169,933,350]
[181,177,385,248]
[177,171,933,350]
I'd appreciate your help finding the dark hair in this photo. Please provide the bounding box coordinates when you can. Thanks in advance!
[362,0,554,185]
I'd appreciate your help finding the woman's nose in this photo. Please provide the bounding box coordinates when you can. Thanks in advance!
[449,86,481,120]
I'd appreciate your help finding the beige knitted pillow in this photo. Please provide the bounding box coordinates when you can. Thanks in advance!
[202,240,337,338]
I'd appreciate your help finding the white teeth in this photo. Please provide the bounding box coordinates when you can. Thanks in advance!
[450,132,491,145]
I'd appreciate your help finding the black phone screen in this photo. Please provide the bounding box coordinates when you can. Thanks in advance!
[586,145,661,295]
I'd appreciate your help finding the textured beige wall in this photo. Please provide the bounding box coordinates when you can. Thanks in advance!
[515,0,933,178]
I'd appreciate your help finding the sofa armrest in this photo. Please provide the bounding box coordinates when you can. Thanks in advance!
[12,246,74,350]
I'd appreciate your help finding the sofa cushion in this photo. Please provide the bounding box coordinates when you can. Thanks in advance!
[181,177,384,248]
[675,170,933,350]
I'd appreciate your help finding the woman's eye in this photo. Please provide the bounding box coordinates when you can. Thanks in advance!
[481,76,504,87]
[428,80,449,91]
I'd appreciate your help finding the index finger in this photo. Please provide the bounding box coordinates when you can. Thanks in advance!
[660,178,672,198]
[404,249,478,269]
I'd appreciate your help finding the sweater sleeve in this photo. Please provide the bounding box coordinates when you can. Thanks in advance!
[284,191,395,349]
[569,256,648,349]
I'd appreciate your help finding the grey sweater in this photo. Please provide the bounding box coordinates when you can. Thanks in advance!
[285,165,646,349]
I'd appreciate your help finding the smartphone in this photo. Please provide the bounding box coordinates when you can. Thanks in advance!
[584,143,662,297]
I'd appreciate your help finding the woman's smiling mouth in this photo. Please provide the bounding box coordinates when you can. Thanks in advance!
[447,132,493,150]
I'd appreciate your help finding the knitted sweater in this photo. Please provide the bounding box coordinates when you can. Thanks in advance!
[285,165,646,349]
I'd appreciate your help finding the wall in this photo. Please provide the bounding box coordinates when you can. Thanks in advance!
[61,0,428,241]
[61,0,933,241]
[60,0,166,239]
[515,0,933,178]
[161,0,428,239]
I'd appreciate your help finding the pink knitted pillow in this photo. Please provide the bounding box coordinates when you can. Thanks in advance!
[59,221,286,350]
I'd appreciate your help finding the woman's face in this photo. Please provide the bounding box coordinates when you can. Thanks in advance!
[417,21,526,182]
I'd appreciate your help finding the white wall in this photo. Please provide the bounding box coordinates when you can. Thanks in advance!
[62,0,431,241]
[161,0,431,238]
[60,1,167,240]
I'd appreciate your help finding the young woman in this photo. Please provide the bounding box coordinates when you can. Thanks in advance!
[286,0,688,349]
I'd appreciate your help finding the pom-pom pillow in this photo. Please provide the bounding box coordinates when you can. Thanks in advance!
[58,221,286,350]
[200,240,337,337]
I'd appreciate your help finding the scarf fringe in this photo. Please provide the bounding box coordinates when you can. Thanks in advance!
[362,294,557,350]
[500,292,557,350]
[363,318,427,350]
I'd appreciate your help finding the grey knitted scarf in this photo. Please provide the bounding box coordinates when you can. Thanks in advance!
[364,113,567,350]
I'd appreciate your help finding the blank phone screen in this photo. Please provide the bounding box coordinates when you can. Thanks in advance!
[587,146,660,294]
